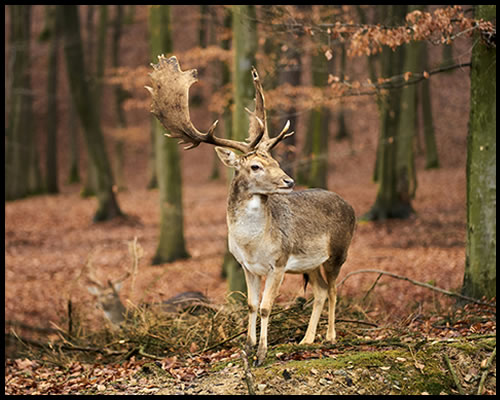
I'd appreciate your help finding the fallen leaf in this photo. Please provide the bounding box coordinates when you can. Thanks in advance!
[415,361,425,372]
[189,342,199,353]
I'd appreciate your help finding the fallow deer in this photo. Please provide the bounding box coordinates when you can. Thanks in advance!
[86,270,210,328]
[146,55,356,366]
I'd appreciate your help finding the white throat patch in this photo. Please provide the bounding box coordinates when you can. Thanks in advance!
[247,195,262,213]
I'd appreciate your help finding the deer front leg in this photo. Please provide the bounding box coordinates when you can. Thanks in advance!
[256,268,285,366]
[243,267,261,352]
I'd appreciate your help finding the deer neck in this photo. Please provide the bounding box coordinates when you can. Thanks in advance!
[227,175,270,235]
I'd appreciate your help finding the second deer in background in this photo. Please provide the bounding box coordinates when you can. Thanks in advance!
[86,271,211,328]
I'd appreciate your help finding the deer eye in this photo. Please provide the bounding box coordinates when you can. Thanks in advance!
[250,164,261,171]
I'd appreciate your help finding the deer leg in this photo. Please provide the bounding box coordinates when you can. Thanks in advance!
[299,268,328,345]
[324,259,342,343]
[243,267,261,352]
[255,268,285,366]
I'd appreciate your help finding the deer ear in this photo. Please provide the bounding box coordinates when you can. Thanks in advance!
[87,286,100,296]
[215,147,241,169]
[113,281,123,292]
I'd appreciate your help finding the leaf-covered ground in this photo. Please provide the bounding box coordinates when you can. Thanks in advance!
[5,302,496,395]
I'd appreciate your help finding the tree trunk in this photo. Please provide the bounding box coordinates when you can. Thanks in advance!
[297,6,330,189]
[396,5,421,203]
[363,5,411,220]
[45,5,60,194]
[220,10,234,279]
[222,5,259,298]
[356,5,383,183]
[81,5,97,197]
[336,42,350,141]
[112,5,128,129]
[6,5,43,200]
[67,98,81,184]
[112,5,128,192]
[60,5,123,221]
[462,5,496,300]
[277,18,301,178]
[420,41,439,169]
[149,5,190,265]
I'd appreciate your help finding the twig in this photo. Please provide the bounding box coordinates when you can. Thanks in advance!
[336,318,378,327]
[477,346,496,395]
[137,346,164,360]
[68,299,73,337]
[443,353,465,395]
[361,273,383,303]
[337,269,495,307]
[240,350,256,395]
[194,328,248,356]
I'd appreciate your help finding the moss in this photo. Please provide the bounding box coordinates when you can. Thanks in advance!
[254,344,457,395]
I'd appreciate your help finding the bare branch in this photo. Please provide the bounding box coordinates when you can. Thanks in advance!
[337,269,495,307]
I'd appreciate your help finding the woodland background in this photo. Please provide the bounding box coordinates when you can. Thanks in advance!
[5,5,496,395]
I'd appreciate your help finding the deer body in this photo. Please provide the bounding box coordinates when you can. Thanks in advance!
[228,191,354,276]
[147,55,356,365]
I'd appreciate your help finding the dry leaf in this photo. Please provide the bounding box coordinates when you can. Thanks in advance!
[415,361,425,372]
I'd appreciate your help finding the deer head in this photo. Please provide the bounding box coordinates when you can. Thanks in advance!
[86,268,130,327]
[146,55,294,191]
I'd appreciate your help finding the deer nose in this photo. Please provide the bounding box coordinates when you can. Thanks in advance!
[283,177,294,188]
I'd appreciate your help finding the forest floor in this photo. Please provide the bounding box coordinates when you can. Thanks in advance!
[5,107,496,393]
[4,7,496,393]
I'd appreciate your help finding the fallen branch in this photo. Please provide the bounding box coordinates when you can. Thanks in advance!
[477,346,496,395]
[337,269,495,307]
[6,320,59,335]
[443,353,465,395]
[240,350,256,395]
[194,328,248,356]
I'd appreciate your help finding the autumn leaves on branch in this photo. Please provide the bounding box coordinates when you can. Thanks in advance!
[109,6,495,114]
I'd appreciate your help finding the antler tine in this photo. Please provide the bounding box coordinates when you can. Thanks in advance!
[257,119,294,152]
[245,67,269,150]
[85,263,105,289]
[148,55,250,154]
[111,271,131,286]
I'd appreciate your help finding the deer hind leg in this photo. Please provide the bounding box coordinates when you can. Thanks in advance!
[243,267,261,352]
[255,268,285,366]
[299,268,328,345]
[323,257,343,343]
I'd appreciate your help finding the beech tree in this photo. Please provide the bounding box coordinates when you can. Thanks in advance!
[462,5,496,300]
[363,5,410,220]
[60,5,123,221]
[43,5,60,194]
[223,5,258,296]
[149,5,190,264]
[6,5,44,200]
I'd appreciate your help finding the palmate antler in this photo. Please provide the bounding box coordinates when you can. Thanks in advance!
[146,55,293,154]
